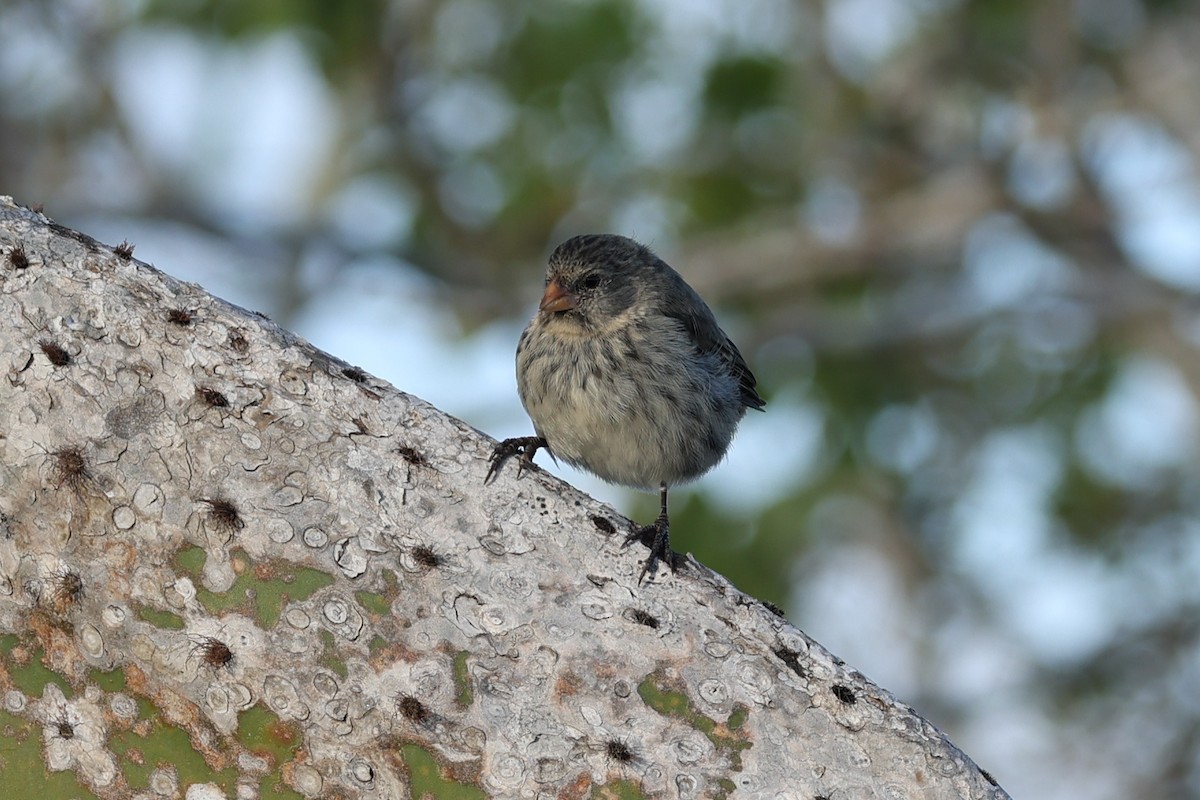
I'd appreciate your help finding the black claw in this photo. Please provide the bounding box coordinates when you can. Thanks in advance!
[623,511,676,584]
[485,436,547,484]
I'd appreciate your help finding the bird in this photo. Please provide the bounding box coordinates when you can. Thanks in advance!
[486,233,765,582]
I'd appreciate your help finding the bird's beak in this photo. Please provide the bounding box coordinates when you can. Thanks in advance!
[539,279,578,314]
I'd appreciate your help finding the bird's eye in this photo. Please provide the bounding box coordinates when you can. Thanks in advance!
[580,274,602,290]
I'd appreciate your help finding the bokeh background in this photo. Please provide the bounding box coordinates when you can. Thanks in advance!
[6,1,1200,797]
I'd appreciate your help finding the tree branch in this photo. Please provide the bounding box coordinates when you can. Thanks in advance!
[0,197,1006,798]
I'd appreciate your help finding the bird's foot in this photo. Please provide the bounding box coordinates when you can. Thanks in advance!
[485,436,547,483]
[623,512,679,584]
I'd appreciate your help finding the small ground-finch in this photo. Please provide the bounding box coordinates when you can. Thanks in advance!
[487,234,765,582]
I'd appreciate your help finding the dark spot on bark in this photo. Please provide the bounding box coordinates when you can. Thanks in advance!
[228,331,249,353]
[9,244,28,269]
[628,609,659,629]
[196,386,228,408]
[192,636,233,668]
[831,684,856,705]
[592,516,616,535]
[343,366,368,383]
[605,739,635,763]
[398,446,428,467]
[773,647,806,678]
[50,568,83,609]
[397,694,430,724]
[39,340,71,366]
[412,545,443,569]
[202,498,244,533]
[763,600,786,618]
[51,712,74,741]
[167,308,193,326]
[51,447,90,492]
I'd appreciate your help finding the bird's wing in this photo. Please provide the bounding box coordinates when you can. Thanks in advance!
[719,333,767,411]
[667,301,766,411]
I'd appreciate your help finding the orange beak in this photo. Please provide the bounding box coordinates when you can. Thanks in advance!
[539,278,578,314]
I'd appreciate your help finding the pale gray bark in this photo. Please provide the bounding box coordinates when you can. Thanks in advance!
[0,197,1007,799]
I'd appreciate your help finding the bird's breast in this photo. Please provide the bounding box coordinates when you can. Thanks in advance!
[515,318,745,489]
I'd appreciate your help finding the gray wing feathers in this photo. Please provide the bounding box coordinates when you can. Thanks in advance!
[660,279,766,412]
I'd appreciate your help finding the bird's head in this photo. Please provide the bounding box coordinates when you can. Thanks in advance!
[537,234,649,330]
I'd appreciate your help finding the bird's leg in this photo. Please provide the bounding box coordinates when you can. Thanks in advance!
[485,436,548,483]
[624,483,677,583]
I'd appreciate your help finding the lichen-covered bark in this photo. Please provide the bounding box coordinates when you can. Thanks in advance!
[0,198,1007,799]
